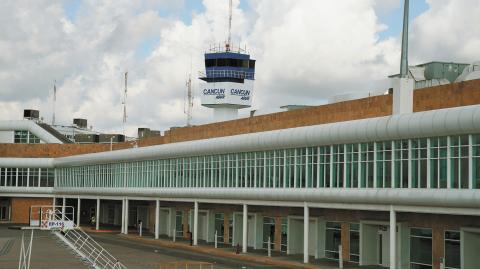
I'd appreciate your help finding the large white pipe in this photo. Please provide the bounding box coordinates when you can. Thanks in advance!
[54,187,480,210]
[0,120,63,144]
[53,104,480,167]
[0,158,53,168]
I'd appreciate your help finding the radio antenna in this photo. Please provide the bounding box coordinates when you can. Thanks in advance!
[52,80,56,125]
[185,60,194,126]
[226,0,232,51]
[122,72,128,135]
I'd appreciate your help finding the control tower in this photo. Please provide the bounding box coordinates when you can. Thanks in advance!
[199,46,256,121]
[199,0,256,122]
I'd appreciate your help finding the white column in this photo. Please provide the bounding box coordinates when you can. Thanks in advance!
[76,197,81,226]
[242,204,248,253]
[469,134,473,189]
[96,198,100,230]
[125,199,129,234]
[155,199,160,239]
[390,206,396,269]
[193,201,198,246]
[121,198,125,234]
[303,203,309,264]
[62,197,66,220]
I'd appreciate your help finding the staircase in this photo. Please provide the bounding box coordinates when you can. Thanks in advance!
[49,211,127,269]
[36,122,73,143]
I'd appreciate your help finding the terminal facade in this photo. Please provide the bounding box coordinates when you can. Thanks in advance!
[1,79,480,269]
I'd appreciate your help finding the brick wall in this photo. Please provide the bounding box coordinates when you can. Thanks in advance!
[11,197,52,224]
[1,79,479,158]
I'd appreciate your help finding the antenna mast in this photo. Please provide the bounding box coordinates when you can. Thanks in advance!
[226,0,232,51]
[52,80,56,125]
[185,72,194,126]
[400,0,409,78]
[122,72,128,135]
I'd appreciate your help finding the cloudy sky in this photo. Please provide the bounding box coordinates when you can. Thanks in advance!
[1,0,479,136]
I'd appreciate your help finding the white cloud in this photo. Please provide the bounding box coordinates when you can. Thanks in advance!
[409,0,480,63]
[0,0,478,137]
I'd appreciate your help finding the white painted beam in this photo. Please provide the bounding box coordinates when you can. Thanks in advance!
[155,199,160,239]
[303,203,309,264]
[193,201,198,246]
[390,206,396,269]
[242,204,248,253]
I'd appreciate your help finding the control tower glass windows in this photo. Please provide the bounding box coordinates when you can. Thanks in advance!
[205,58,252,68]
[205,59,216,68]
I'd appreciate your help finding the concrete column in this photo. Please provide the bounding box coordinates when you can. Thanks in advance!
[76,197,81,226]
[274,217,282,251]
[193,201,199,246]
[125,199,129,234]
[155,200,160,239]
[242,204,248,253]
[96,198,100,230]
[341,223,350,262]
[183,209,189,238]
[52,197,56,208]
[121,199,125,234]
[224,213,230,244]
[62,197,66,220]
[390,206,396,269]
[304,204,309,264]
[433,226,445,269]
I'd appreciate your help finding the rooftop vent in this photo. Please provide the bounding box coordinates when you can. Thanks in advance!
[73,118,88,129]
[23,109,39,120]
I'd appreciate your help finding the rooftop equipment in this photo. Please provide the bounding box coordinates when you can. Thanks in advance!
[73,118,88,129]
[23,109,40,120]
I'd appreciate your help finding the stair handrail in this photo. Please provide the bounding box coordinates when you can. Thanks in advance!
[50,209,127,269]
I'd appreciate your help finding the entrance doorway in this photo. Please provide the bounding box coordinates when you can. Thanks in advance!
[360,221,403,267]
[377,226,390,267]
[0,199,10,221]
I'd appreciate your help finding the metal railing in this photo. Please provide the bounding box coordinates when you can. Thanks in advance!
[50,209,127,269]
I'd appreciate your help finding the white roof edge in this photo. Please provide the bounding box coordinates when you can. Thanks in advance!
[0,120,63,144]
[0,158,54,168]
[48,104,480,166]
[53,187,480,209]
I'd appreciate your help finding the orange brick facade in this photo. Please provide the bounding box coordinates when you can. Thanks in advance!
[0,79,479,158]
[11,197,53,224]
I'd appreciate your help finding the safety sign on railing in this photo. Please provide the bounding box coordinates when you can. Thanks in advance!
[40,219,75,231]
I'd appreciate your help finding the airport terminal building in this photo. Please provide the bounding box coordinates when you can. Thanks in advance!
[1,78,480,269]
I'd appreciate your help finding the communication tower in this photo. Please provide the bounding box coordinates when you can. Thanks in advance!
[199,0,256,122]
[185,72,194,126]
[122,72,128,135]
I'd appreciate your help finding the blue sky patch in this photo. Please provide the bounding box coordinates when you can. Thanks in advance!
[377,0,429,40]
